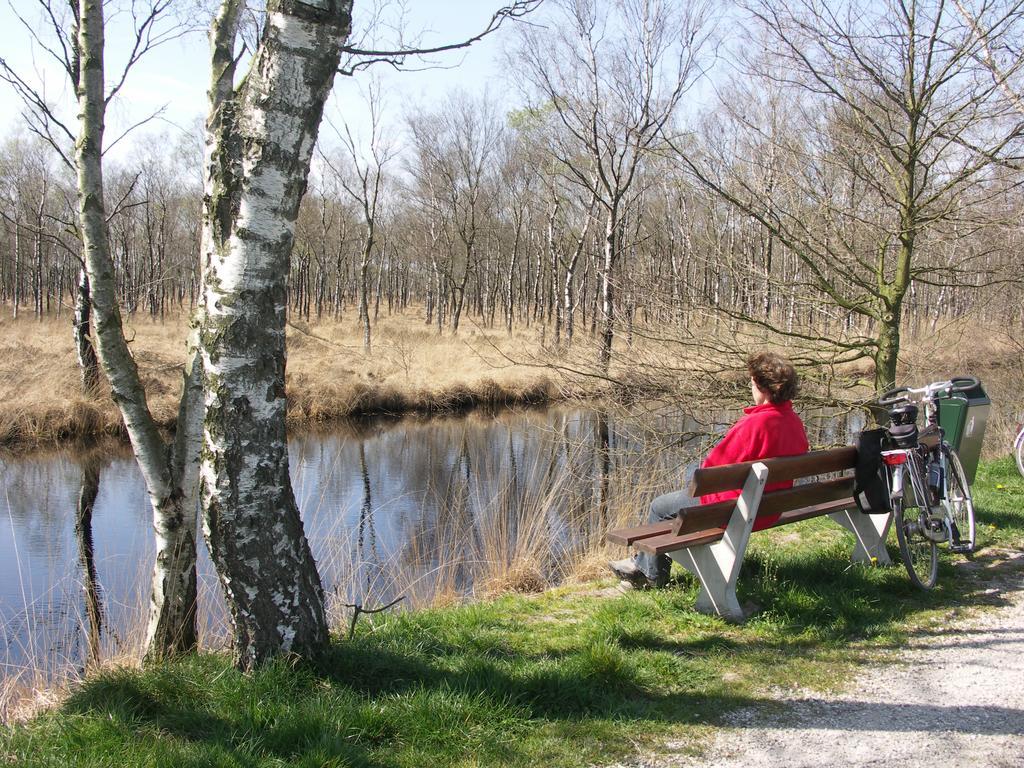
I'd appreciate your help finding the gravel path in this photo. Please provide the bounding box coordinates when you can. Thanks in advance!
[611,552,1024,768]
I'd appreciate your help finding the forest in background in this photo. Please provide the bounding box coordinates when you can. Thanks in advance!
[1,0,1021,395]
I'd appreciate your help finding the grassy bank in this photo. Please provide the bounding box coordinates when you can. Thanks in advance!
[3,458,1021,767]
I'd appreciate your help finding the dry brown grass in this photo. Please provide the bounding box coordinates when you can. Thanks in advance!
[0,308,1019,456]
[0,310,565,451]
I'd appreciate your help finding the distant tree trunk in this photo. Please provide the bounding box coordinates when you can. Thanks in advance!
[373,239,384,323]
[506,219,522,335]
[12,219,20,319]
[359,226,372,353]
[563,196,593,345]
[548,201,562,343]
[598,206,617,370]
[33,185,46,320]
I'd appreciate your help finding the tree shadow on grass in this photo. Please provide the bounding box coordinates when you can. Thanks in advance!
[35,550,1024,767]
[615,631,741,656]
[738,546,1019,640]
[973,507,1024,532]
[44,640,754,768]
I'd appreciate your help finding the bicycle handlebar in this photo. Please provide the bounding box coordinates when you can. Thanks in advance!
[949,376,980,393]
[878,376,979,407]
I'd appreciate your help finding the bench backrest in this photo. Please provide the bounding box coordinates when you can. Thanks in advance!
[688,446,857,496]
[672,446,858,536]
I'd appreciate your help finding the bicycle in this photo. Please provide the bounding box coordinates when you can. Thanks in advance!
[1015,420,1024,478]
[878,377,979,590]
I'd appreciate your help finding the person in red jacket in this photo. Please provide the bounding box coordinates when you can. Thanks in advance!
[610,351,809,588]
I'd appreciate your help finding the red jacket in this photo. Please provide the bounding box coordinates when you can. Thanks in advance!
[700,400,809,531]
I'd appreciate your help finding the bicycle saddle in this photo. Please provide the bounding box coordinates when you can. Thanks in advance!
[888,403,919,426]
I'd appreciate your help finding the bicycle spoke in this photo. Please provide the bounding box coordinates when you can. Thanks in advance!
[894,468,938,590]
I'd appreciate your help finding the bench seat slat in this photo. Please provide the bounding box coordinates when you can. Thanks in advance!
[635,497,857,557]
[606,520,674,546]
[667,499,736,535]
[634,527,725,555]
[770,497,855,526]
[690,446,857,497]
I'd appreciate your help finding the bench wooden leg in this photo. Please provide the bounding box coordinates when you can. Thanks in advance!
[669,463,769,622]
[828,509,893,565]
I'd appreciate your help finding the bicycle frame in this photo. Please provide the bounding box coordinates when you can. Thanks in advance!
[882,446,951,544]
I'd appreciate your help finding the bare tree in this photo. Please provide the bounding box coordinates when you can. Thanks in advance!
[323,78,395,353]
[512,0,714,370]
[71,0,203,660]
[67,0,203,663]
[0,0,191,386]
[407,91,504,334]
[680,0,1024,390]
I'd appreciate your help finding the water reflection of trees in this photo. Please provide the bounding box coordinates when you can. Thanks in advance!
[0,445,122,675]
[356,440,382,595]
[394,406,695,596]
[75,456,104,668]
[0,454,79,560]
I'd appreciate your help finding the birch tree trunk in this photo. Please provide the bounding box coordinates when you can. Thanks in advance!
[598,206,617,370]
[73,266,100,393]
[199,0,352,668]
[359,234,372,353]
[33,185,46,320]
[74,0,199,660]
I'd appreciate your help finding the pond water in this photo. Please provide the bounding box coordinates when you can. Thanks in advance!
[0,403,863,681]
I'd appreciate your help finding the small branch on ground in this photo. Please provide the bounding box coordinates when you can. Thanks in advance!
[344,596,405,639]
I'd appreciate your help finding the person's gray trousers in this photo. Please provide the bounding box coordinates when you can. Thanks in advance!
[636,490,699,584]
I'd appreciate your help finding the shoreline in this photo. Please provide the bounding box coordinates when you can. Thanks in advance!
[0,375,564,455]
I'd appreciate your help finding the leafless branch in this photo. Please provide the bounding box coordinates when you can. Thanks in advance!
[337,0,543,76]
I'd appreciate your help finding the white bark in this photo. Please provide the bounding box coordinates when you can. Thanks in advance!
[199,0,352,668]
[74,0,198,659]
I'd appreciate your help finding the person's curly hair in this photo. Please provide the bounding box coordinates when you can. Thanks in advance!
[747,352,799,404]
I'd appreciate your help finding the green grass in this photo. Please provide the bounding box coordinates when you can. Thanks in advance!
[3,459,1022,767]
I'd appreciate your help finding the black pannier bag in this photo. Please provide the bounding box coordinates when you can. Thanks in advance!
[854,428,892,515]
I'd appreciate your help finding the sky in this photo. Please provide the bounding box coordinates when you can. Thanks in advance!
[0,0,526,163]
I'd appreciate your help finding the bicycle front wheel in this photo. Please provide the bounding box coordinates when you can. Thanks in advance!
[894,468,938,590]
[944,446,976,553]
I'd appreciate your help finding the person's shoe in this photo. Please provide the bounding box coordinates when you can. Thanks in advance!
[609,558,655,589]
[608,557,640,578]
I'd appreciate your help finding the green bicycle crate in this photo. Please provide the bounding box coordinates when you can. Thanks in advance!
[938,381,990,485]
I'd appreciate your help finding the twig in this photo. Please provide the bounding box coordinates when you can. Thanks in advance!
[286,320,361,350]
[343,595,404,639]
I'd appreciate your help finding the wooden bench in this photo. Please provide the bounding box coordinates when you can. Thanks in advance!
[606,447,893,621]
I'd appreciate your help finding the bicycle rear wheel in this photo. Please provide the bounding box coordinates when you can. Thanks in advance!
[944,446,976,553]
[894,467,938,590]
